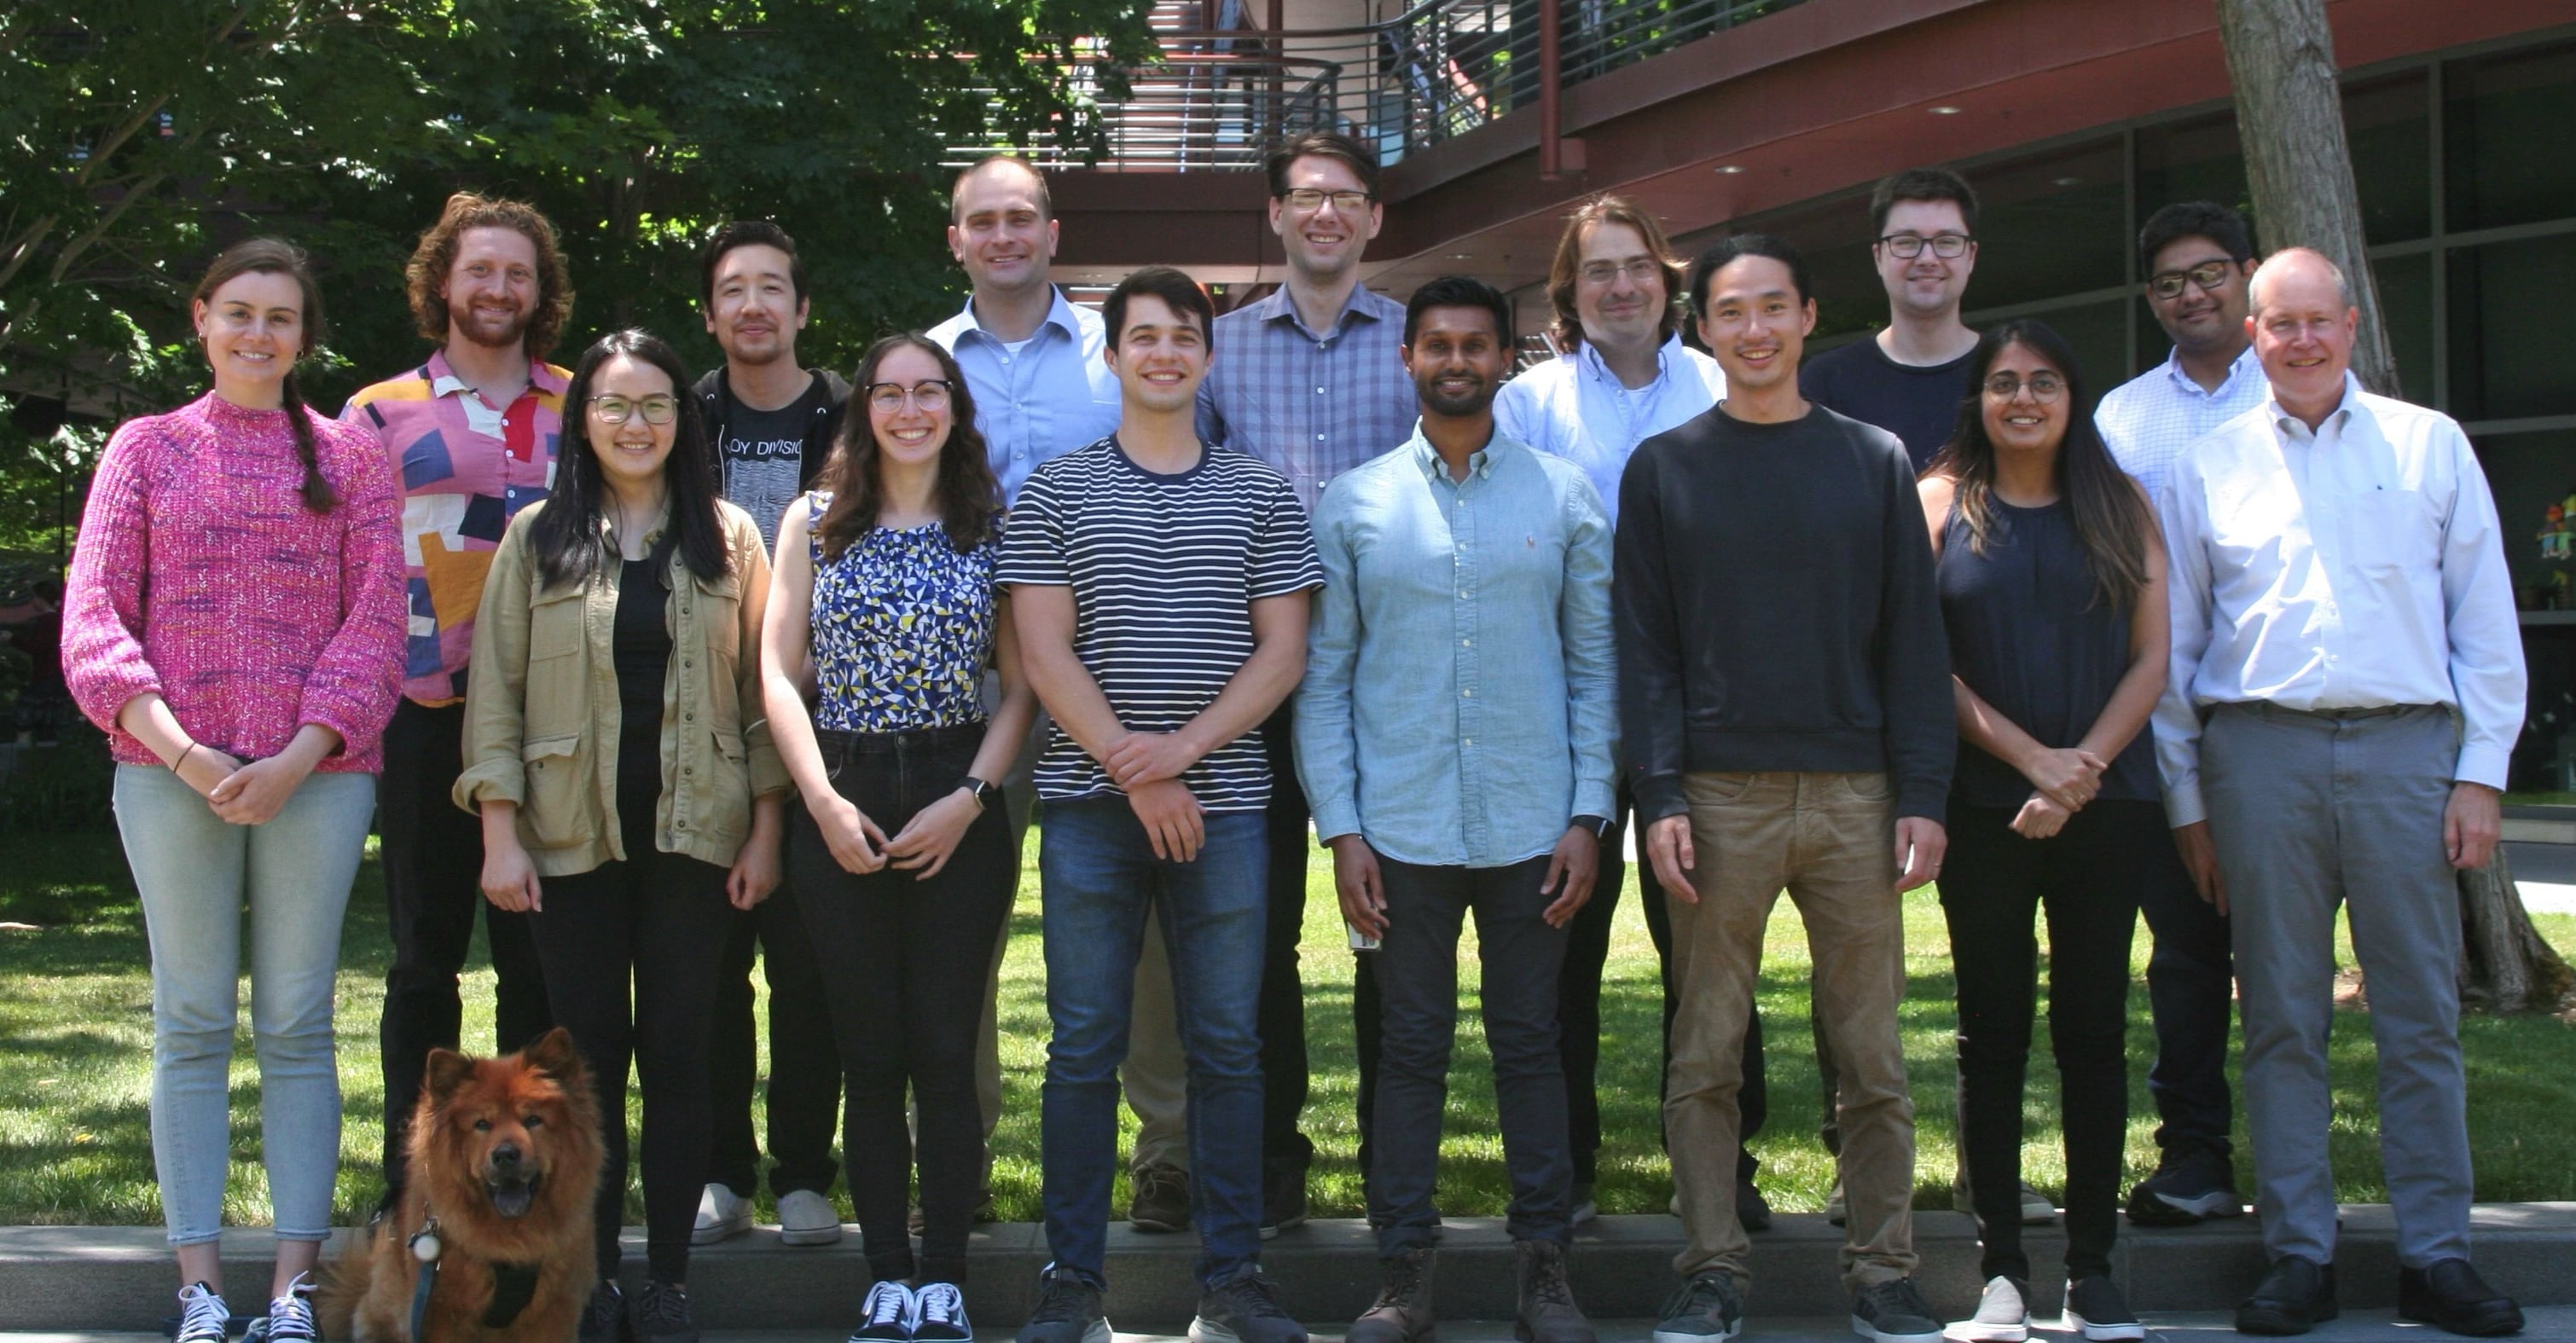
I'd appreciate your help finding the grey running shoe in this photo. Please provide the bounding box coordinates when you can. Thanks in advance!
[1651,1272,1743,1343]
[1952,1276,2028,1343]
[1191,1271,1308,1343]
[1848,1277,1944,1343]
[2063,1276,2144,1341]
[1017,1268,1111,1343]
[1129,1161,1192,1233]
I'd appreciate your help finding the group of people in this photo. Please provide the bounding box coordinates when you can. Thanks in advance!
[58,128,2530,1343]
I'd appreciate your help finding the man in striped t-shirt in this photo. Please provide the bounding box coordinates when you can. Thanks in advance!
[1001,267,1322,1343]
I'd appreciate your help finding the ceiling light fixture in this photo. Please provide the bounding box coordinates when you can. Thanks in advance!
[1713,165,1745,174]
[1929,105,1963,115]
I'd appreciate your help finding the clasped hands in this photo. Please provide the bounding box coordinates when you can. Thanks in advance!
[2010,745,2109,840]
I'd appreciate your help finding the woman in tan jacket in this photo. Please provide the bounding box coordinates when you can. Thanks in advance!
[458,328,785,1343]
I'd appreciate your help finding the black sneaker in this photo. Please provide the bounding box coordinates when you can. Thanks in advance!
[1260,1172,1309,1240]
[1651,1271,1743,1343]
[2125,1143,2242,1225]
[1735,1177,1772,1233]
[1849,1277,1944,1343]
[252,1273,319,1343]
[1130,1161,1192,1233]
[175,1282,233,1343]
[1190,1271,1308,1343]
[914,1282,974,1343]
[856,1280,917,1343]
[2063,1276,2144,1342]
[630,1279,700,1343]
[580,1282,629,1343]
[1016,1267,1110,1343]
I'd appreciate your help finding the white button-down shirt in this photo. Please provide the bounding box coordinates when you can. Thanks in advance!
[2094,343,2268,502]
[927,287,1122,506]
[1493,335,1726,527]
[2153,373,2526,826]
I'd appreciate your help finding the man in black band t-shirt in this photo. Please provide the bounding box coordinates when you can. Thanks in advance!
[689,220,852,1249]
[1799,166,1983,474]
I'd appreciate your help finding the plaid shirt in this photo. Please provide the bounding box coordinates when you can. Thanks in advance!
[1197,284,1417,513]
[342,350,569,706]
[2093,343,2266,502]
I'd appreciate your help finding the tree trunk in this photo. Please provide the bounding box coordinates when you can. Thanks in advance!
[2213,0,2400,395]
[2457,844,2576,1015]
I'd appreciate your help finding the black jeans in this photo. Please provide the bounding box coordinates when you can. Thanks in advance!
[1257,706,1317,1190]
[1369,853,1574,1256]
[708,878,844,1198]
[376,698,551,1196]
[1941,798,2157,1282]
[528,831,734,1283]
[791,724,1015,1285]
[2136,820,2234,1155]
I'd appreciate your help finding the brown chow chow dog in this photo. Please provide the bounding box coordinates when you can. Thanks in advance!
[321,1028,602,1343]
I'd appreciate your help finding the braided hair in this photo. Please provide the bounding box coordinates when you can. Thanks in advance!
[191,237,339,512]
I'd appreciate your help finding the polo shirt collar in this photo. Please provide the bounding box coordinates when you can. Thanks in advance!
[425,347,567,400]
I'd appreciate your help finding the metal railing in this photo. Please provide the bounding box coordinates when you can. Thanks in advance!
[945,0,1804,171]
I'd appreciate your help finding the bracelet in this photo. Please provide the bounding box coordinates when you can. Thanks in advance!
[174,743,200,774]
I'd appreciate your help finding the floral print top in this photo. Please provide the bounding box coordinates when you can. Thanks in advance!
[806,492,1001,732]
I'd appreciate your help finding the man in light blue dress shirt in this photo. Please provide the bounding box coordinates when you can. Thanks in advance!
[1300,277,1610,1343]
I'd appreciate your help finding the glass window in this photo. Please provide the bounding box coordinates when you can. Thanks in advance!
[2345,74,2431,243]
[2372,252,2434,406]
[2444,42,2576,234]
[2135,112,2252,236]
[1687,191,1882,341]
[1959,137,2127,310]
[2027,301,2129,422]
[2469,428,2576,602]
[2446,236,2576,421]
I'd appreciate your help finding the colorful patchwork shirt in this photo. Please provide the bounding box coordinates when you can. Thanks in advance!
[341,350,569,706]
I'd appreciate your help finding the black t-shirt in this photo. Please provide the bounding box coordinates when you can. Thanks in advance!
[1798,335,1977,474]
[612,554,674,843]
[717,397,815,547]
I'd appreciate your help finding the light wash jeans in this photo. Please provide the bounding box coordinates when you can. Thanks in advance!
[113,764,375,1246]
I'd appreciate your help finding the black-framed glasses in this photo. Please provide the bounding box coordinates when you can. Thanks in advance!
[1282,188,1373,214]
[589,394,680,425]
[1578,258,1664,287]
[1879,232,1972,259]
[2148,259,2240,299]
[1983,372,2066,402]
[866,379,953,414]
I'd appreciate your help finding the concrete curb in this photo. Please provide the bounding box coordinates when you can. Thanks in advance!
[5,1205,2571,1332]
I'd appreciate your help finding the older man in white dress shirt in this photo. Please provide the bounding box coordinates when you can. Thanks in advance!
[2155,247,2525,1339]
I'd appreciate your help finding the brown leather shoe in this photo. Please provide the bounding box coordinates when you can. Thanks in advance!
[1349,1247,1436,1343]
[1514,1240,1597,1343]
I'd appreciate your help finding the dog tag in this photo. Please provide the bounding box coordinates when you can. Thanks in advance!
[409,1227,442,1262]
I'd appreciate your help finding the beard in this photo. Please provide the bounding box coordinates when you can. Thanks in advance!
[1414,378,1494,420]
[453,300,533,350]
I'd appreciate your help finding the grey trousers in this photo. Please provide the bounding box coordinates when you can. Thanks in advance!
[2202,701,2471,1268]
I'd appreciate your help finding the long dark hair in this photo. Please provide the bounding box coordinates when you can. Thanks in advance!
[814,334,1003,559]
[1926,319,2156,609]
[192,238,337,512]
[529,330,729,589]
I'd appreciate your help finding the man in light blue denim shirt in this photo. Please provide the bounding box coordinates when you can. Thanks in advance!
[1297,277,1613,1343]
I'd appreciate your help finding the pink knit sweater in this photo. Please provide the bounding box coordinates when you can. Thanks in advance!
[63,392,408,773]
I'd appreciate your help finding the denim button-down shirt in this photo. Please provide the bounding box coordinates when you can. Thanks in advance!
[928,287,1122,505]
[1297,427,1617,867]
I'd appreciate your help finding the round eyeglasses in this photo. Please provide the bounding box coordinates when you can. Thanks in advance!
[867,380,953,414]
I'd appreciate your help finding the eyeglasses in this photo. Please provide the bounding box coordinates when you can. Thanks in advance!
[867,380,953,414]
[1282,188,1372,214]
[2148,259,2240,299]
[1982,372,2066,402]
[589,394,680,425]
[1879,233,1973,259]
[1578,258,1664,287]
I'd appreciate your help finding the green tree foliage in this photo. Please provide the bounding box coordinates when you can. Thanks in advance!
[0,0,1157,553]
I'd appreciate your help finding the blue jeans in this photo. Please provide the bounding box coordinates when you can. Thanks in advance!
[1038,797,1268,1289]
[113,764,376,1246]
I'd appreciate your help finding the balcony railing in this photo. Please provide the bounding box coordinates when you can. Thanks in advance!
[946,0,1804,171]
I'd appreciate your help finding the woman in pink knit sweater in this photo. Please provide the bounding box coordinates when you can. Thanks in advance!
[61,238,406,1343]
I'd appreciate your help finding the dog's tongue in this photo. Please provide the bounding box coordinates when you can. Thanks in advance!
[490,1177,537,1219]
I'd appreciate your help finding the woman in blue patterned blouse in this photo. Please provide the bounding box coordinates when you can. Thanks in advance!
[760,333,1036,1343]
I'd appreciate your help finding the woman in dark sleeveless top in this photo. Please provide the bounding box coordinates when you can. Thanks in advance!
[1917,320,2167,1343]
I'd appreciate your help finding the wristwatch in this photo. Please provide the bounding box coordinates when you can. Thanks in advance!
[1572,814,1613,838]
[959,776,998,810]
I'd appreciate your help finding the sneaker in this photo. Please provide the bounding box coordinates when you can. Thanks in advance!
[914,1282,974,1343]
[1514,1238,1596,1343]
[1736,1177,1772,1233]
[1951,1276,2028,1343]
[258,1273,319,1343]
[2124,1143,2242,1226]
[856,1280,918,1343]
[1129,1161,1192,1233]
[1825,1179,1847,1227]
[1190,1271,1308,1343]
[580,1281,629,1343]
[631,1279,700,1343]
[2018,1184,2056,1225]
[1569,1179,1598,1226]
[175,1282,232,1343]
[1016,1267,1110,1343]
[1651,1271,1743,1343]
[779,1188,844,1245]
[1349,1247,1436,1343]
[2063,1276,2144,1342]
[1260,1172,1309,1240]
[1848,1277,1944,1343]
[693,1181,753,1244]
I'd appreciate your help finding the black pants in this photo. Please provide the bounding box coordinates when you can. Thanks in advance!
[1941,798,2157,1282]
[1369,854,1574,1255]
[1256,706,1316,1190]
[791,725,1015,1285]
[529,833,734,1283]
[708,878,844,1198]
[376,698,552,1195]
[2136,820,2234,1155]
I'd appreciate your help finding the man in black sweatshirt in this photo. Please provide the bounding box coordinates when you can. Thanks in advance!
[1622,234,1952,1343]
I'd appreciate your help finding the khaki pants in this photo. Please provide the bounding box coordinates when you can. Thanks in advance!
[1664,771,1917,1294]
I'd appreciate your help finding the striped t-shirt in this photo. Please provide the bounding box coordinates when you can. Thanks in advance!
[996,437,1323,812]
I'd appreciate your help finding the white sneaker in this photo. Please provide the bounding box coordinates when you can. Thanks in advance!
[1948,1276,2028,1343]
[779,1188,844,1245]
[693,1182,753,1244]
[854,1279,916,1342]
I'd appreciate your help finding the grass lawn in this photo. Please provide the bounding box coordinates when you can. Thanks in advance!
[4,824,2576,1229]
